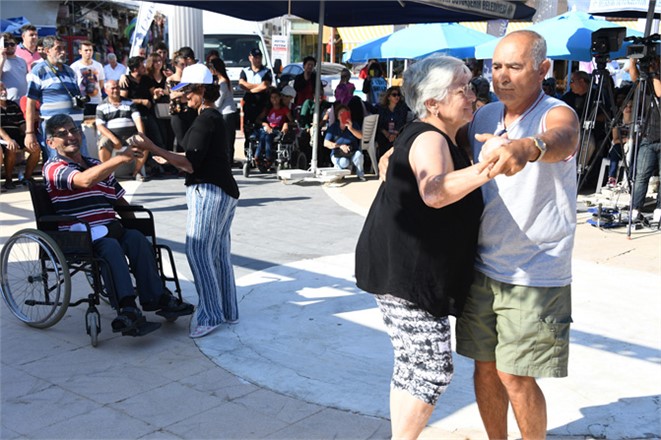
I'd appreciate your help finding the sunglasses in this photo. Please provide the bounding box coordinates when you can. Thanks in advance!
[51,128,81,138]
[390,93,401,97]
[4,42,16,48]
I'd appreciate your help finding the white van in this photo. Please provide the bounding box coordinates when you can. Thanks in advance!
[203,12,273,105]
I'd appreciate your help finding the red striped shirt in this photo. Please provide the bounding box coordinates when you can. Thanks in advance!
[43,156,125,231]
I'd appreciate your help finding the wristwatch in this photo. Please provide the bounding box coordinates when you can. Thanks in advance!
[529,136,547,162]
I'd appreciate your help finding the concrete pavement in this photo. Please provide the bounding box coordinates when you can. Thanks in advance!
[1,157,660,439]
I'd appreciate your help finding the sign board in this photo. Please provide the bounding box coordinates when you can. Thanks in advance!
[482,19,508,82]
[130,2,156,57]
[421,0,517,19]
[102,15,119,30]
[271,34,290,67]
[589,0,661,15]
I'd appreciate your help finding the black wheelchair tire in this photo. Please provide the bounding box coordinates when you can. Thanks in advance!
[0,229,71,328]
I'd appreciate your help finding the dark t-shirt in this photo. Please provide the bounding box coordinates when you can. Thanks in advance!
[293,72,317,107]
[240,66,272,121]
[324,120,362,152]
[183,108,239,199]
[121,74,154,116]
[355,122,483,317]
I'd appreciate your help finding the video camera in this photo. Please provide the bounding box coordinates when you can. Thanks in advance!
[591,27,626,56]
[72,95,90,109]
[625,33,660,60]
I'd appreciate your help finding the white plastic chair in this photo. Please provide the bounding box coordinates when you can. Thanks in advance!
[361,114,379,176]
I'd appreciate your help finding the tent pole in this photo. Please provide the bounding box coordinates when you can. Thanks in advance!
[311,0,325,174]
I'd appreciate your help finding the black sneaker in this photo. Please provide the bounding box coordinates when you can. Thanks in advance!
[112,307,161,336]
[144,293,194,319]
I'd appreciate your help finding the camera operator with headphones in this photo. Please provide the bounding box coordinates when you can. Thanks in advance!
[629,51,661,223]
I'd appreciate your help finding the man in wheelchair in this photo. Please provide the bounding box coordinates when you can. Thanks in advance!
[42,114,194,337]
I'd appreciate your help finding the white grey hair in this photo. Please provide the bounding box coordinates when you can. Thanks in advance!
[402,56,471,119]
[107,53,117,60]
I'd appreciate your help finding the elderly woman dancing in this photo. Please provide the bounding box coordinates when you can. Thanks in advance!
[130,64,240,339]
[355,56,497,439]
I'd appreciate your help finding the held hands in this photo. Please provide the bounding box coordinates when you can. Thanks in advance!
[116,145,144,161]
[478,134,511,162]
[126,133,155,153]
[476,133,534,178]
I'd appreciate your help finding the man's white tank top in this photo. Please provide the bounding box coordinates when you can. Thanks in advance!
[468,92,577,287]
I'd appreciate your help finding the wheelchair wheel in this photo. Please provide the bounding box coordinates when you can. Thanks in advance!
[0,229,71,328]
[86,309,100,347]
[243,161,251,178]
[294,151,308,170]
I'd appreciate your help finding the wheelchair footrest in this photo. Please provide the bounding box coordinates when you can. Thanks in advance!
[123,321,161,337]
[112,307,162,336]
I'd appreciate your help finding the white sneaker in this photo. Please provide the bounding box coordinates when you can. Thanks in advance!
[189,324,220,339]
[631,209,640,220]
[653,209,661,223]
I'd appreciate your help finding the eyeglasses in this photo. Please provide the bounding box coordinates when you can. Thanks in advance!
[4,42,16,47]
[51,128,81,138]
[456,83,476,96]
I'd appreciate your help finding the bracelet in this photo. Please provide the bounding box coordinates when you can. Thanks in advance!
[25,131,35,134]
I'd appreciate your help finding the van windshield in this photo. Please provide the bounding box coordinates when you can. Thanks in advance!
[204,34,267,68]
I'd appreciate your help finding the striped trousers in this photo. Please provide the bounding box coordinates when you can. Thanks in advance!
[186,183,239,326]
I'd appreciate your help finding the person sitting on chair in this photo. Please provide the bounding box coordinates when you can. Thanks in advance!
[96,80,148,180]
[43,113,194,337]
[323,104,366,181]
[0,81,40,190]
[255,88,292,168]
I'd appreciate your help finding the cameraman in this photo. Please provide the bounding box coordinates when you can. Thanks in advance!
[629,54,661,222]
[25,35,88,162]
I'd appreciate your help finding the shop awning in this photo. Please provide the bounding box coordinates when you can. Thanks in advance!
[337,25,394,52]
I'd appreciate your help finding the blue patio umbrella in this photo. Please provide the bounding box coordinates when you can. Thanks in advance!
[382,22,496,59]
[343,35,390,63]
[1,17,30,36]
[474,11,644,61]
[346,22,495,63]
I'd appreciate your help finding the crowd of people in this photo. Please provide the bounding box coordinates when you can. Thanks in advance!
[2,19,660,439]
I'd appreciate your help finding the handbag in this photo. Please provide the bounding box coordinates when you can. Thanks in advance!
[155,102,171,119]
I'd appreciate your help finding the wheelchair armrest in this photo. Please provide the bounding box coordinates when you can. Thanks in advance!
[114,204,146,212]
[38,214,82,224]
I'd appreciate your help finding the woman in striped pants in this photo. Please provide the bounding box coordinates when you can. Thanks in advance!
[131,64,240,339]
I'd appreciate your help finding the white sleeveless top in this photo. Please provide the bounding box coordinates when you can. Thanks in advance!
[468,92,577,287]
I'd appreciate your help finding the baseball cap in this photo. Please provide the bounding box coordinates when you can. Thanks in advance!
[249,48,263,57]
[281,85,296,98]
[171,64,213,91]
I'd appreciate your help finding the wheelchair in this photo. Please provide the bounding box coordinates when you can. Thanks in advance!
[0,181,183,347]
[242,122,308,178]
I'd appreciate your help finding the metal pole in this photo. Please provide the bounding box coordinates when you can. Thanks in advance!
[311,0,325,174]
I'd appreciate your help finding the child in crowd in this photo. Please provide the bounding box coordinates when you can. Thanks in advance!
[255,88,292,167]
[334,69,355,105]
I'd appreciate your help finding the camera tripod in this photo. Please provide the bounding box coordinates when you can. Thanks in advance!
[578,42,660,236]
[576,55,620,193]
